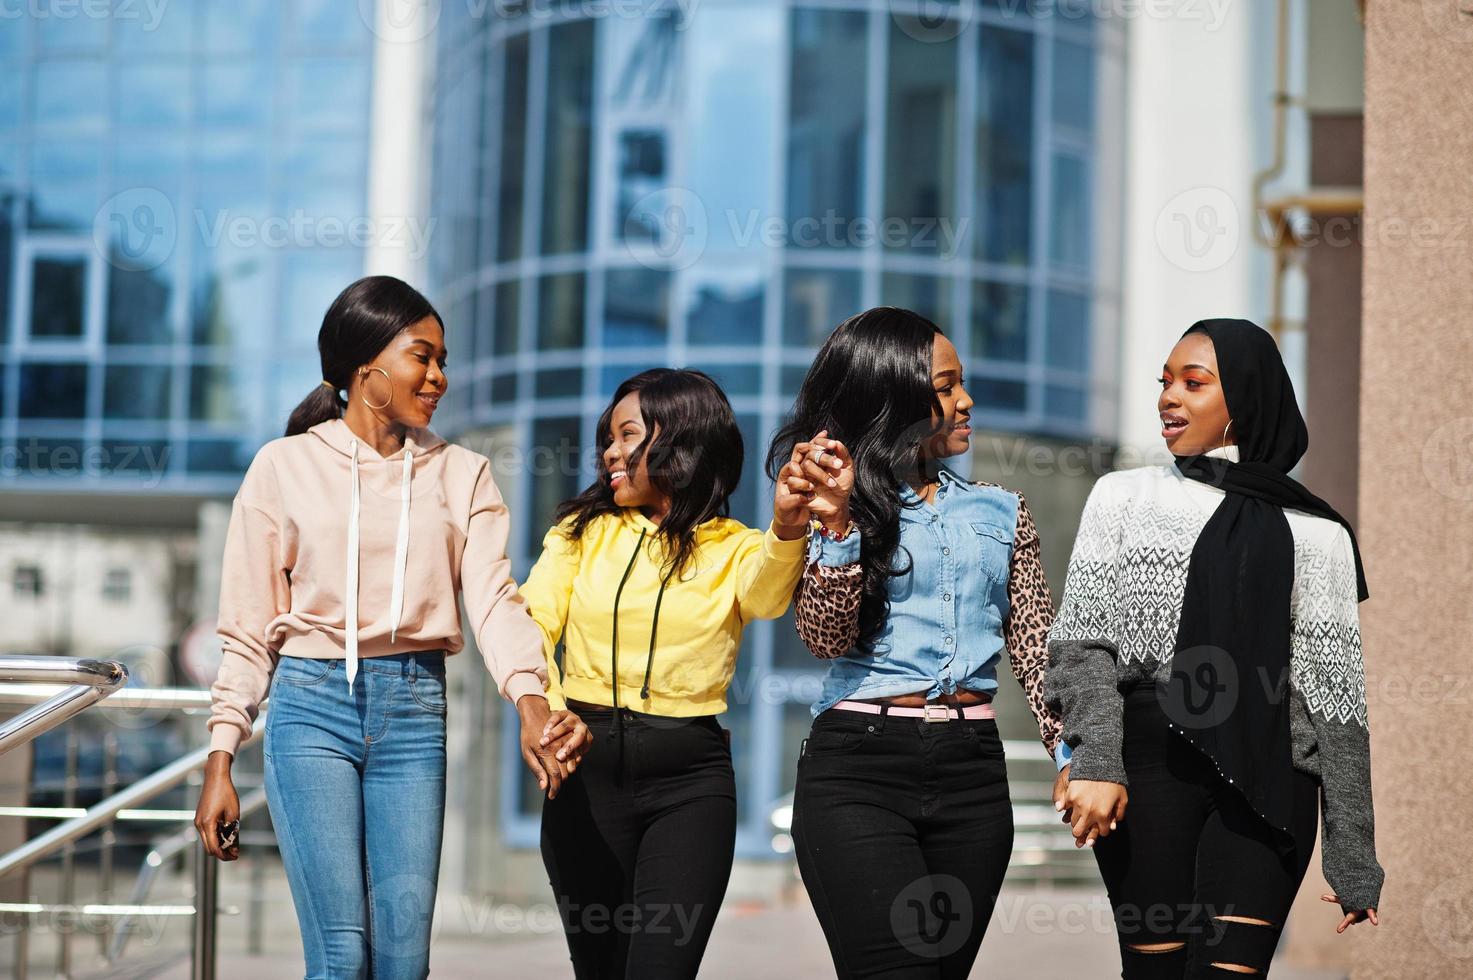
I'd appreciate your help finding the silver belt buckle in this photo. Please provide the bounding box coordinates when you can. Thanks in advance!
[922,703,952,723]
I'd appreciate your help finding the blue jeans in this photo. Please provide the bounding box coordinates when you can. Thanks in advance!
[264,652,448,980]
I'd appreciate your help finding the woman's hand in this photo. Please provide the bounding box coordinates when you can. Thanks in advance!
[773,465,812,538]
[773,434,831,538]
[1321,895,1379,933]
[539,710,593,772]
[780,430,854,534]
[517,695,571,800]
[1059,778,1127,848]
[1052,763,1072,822]
[194,751,240,862]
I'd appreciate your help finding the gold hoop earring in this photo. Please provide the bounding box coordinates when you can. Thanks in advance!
[359,367,393,411]
[1221,419,1234,448]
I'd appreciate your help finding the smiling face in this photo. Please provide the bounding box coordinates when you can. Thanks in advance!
[356,316,448,428]
[921,333,974,461]
[1157,330,1234,455]
[601,391,667,516]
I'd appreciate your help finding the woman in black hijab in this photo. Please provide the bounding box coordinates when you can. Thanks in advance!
[1046,319,1382,977]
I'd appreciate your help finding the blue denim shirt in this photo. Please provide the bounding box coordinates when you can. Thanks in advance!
[807,469,1019,717]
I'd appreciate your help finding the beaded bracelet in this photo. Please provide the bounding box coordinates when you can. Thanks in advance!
[810,518,857,542]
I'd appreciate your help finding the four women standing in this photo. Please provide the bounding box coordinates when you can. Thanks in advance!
[201,281,1380,979]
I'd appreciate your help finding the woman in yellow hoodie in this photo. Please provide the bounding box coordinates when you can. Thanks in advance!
[523,368,813,979]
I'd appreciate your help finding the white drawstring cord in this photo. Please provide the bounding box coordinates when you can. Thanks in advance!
[388,450,413,642]
[345,439,361,694]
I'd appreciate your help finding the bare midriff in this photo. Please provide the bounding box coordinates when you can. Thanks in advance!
[853,690,993,708]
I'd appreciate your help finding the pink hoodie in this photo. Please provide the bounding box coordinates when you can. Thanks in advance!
[206,418,548,755]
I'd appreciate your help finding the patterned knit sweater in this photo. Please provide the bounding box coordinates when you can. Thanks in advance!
[1043,448,1384,911]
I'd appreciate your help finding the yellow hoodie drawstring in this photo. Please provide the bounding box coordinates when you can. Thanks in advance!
[609,529,646,782]
[609,527,677,782]
[639,567,674,701]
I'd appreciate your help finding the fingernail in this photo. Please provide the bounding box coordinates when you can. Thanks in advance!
[827,478,836,487]
[1054,802,1063,811]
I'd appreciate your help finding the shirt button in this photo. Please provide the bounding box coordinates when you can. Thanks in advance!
[942,593,951,602]
[944,636,953,645]
[942,547,951,556]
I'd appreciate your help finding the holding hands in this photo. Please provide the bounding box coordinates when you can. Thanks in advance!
[1054,765,1128,849]
[517,695,593,800]
[776,430,854,536]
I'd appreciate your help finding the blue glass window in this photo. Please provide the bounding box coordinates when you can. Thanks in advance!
[604,268,669,347]
[787,9,868,250]
[975,29,1034,265]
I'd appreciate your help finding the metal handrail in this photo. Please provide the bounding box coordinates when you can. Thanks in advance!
[0,657,129,757]
[0,683,211,711]
[5,718,266,980]
[0,672,275,978]
[0,717,264,880]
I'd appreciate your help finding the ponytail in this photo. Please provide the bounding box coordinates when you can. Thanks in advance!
[285,381,347,437]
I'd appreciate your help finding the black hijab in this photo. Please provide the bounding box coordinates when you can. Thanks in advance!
[1165,318,1369,855]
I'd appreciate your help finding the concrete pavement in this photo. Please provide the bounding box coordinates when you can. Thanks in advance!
[131,879,1346,978]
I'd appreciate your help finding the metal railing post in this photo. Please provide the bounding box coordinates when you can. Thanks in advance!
[99,730,118,956]
[57,730,78,978]
[105,786,267,963]
[192,841,217,980]
[12,910,28,980]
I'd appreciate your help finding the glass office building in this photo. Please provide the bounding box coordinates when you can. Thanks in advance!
[427,1,1117,856]
[0,2,374,494]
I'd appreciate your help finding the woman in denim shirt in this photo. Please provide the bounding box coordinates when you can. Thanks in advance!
[769,308,1065,978]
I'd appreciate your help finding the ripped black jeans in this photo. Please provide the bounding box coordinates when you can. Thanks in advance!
[1092,685,1319,978]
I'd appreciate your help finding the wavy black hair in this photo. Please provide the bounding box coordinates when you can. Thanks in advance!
[555,369,744,580]
[285,275,444,437]
[766,307,945,653]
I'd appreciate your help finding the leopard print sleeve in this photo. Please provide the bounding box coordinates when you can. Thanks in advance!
[793,545,863,660]
[978,484,1064,757]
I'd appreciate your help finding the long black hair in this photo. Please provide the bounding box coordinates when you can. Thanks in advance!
[766,307,944,653]
[284,275,444,437]
[555,369,744,580]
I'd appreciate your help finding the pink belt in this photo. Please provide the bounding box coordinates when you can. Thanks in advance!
[831,699,996,722]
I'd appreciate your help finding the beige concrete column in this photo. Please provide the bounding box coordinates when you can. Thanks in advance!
[1355,1,1473,975]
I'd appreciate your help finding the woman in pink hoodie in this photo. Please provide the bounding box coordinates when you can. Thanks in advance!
[193,276,590,979]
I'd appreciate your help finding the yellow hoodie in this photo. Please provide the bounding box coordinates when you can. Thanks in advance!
[522,509,807,716]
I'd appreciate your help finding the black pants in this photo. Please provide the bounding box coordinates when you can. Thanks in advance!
[1093,685,1319,979]
[540,704,736,980]
[791,707,1014,979]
